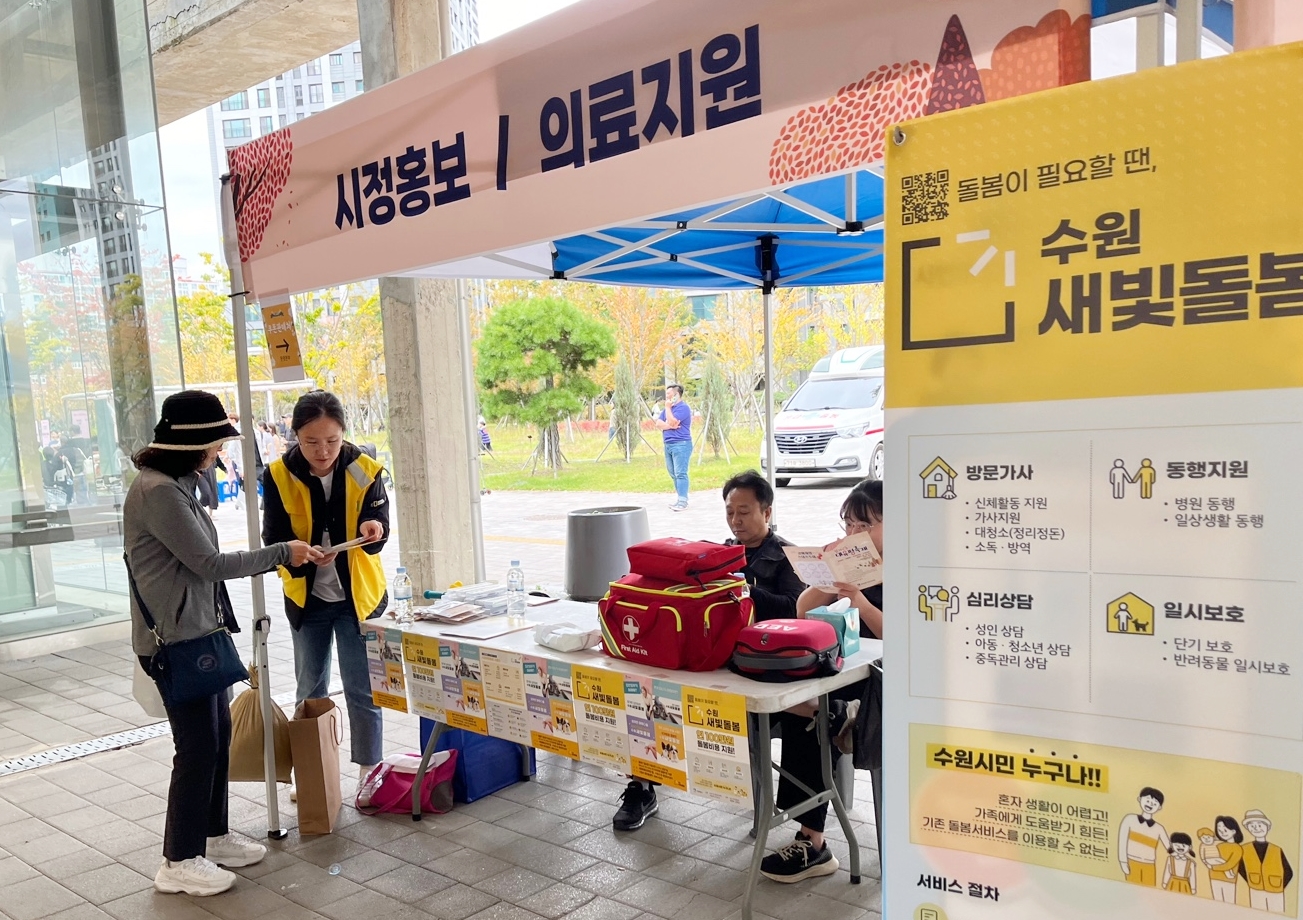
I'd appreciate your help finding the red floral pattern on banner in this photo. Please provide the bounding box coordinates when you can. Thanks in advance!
[228,130,294,263]
[768,61,934,185]
[768,11,1091,184]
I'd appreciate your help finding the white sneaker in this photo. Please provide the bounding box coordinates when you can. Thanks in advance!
[206,832,266,868]
[289,787,297,803]
[154,856,236,896]
[358,763,377,783]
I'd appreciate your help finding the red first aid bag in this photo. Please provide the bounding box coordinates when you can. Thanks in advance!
[625,538,746,584]
[730,619,842,682]
[599,574,754,671]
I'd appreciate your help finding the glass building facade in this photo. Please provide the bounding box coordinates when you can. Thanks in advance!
[0,0,180,656]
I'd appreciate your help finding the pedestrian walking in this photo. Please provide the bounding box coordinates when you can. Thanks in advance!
[655,384,693,510]
[125,390,320,896]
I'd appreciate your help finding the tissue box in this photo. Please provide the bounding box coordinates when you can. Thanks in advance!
[808,605,861,657]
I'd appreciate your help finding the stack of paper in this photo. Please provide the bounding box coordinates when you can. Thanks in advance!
[411,601,487,624]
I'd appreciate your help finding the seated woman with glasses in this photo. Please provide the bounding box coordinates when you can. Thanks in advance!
[759,478,883,885]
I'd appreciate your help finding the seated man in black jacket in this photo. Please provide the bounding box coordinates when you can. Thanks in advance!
[613,470,806,834]
[723,470,806,620]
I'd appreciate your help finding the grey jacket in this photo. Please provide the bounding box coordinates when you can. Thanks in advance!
[126,467,291,657]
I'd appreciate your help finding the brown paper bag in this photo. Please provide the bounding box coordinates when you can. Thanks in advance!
[229,667,293,783]
[288,698,342,835]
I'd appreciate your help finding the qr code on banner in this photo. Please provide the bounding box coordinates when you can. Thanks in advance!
[901,171,950,225]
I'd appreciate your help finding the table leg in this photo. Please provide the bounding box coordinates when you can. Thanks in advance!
[818,694,861,884]
[742,714,774,920]
[413,720,447,821]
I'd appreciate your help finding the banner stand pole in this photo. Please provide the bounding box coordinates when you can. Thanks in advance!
[220,175,288,840]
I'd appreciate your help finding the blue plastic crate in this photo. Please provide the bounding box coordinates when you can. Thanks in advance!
[419,719,536,803]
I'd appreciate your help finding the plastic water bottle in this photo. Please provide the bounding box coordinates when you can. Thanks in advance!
[393,567,413,622]
[506,560,526,623]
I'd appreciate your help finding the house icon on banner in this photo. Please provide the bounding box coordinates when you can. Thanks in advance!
[919,457,958,500]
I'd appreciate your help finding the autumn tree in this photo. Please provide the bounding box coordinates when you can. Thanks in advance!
[176,256,238,385]
[295,284,386,433]
[476,297,615,473]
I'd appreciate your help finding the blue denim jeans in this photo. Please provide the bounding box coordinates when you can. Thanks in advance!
[664,440,693,504]
[290,600,383,766]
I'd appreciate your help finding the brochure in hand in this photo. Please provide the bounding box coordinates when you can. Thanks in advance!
[782,532,883,590]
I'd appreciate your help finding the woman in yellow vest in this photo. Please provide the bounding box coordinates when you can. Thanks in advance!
[261,391,390,781]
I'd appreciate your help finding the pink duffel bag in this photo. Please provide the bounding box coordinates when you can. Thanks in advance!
[355,750,458,815]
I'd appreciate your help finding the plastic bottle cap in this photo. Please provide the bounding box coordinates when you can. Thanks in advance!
[397,567,406,573]
[510,560,520,566]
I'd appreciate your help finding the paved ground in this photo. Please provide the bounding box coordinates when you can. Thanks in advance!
[0,480,880,920]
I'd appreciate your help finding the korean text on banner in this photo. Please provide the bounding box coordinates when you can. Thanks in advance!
[683,687,751,803]
[230,0,1089,298]
[627,677,688,791]
[885,43,1303,920]
[364,626,408,712]
[258,294,306,383]
[402,632,446,722]
[440,641,487,734]
[573,665,630,772]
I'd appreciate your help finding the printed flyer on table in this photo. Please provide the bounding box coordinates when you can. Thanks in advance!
[884,44,1303,919]
[365,629,752,804]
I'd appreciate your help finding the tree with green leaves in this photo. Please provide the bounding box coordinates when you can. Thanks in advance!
[610,356,642,462]
[697,354,734,460]
[476,296,615,474]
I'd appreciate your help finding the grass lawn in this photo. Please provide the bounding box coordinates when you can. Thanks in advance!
[480,424,764,492]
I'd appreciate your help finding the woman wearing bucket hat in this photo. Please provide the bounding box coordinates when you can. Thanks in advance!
[125,390,322,897]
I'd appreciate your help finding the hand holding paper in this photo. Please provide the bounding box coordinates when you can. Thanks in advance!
[783,532,882,590]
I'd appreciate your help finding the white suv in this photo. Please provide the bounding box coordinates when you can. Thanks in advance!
[761,347,884,487]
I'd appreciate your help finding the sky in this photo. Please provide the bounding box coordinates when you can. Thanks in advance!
[156,6,1226,276]
[157,0,584,273]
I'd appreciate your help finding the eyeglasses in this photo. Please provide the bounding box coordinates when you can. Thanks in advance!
[842,518,877,534]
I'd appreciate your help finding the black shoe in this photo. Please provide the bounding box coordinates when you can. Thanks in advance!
[612,780,657,831]
[760,832,839,883]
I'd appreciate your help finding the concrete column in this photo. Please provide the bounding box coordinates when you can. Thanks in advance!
[1235,0,1303,50]
[358,0,477,590]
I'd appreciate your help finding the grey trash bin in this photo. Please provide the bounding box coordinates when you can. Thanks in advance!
[565,506,650,601]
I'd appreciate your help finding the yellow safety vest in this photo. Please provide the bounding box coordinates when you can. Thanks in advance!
[1242,842,1288,893]
[269,454,387,621]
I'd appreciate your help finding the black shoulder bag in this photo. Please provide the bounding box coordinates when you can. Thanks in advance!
[125,555,248,708]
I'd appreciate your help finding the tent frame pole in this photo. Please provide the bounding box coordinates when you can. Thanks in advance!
[221,176,288,841]
[762,288,776,527]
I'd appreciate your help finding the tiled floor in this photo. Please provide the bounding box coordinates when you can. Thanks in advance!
[0,707,882,920]
[0,480,881,919]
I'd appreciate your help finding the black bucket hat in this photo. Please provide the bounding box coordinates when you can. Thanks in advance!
[149,390,242,451]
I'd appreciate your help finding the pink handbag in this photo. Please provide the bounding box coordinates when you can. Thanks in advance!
[355,750,458,815]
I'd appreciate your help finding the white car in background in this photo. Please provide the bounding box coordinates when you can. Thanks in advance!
[761,346,884,487]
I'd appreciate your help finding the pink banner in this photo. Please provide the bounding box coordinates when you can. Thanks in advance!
[231,0,1089,298]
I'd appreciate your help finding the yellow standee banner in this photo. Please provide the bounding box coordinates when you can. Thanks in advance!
[885,43,1303,920]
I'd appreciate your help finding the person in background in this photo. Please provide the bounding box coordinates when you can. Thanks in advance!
[655,384,693,511]
[760,478,884,883]
[612,469,808,833]
[261,391,390,787]
[722,470,806,619]
[125,390,321,896]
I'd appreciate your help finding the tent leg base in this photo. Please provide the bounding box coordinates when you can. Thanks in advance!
[266,829,289,840]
